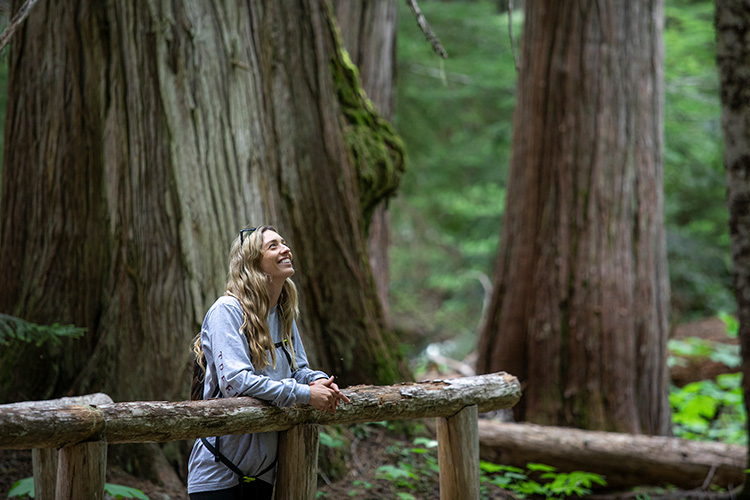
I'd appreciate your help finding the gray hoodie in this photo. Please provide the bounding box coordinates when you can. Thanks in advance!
[187,296,328,493]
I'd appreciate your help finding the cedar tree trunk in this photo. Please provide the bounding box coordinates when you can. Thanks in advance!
[477,0,671,435]
[0,0,410,406]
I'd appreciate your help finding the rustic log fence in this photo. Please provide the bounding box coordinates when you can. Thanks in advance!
[0,372,521,500]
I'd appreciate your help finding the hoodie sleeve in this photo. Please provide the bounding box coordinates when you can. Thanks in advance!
[204,298,311,407]
[290,320,330,385]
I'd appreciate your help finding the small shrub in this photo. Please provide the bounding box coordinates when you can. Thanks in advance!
[670,373,746,444]
[479,461,607,499]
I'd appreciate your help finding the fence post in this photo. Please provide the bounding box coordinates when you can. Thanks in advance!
[275,424,319,500]
[55,441,107,500]
[32,448,57,500]
[437,404,479,500]
[23,393,112,499]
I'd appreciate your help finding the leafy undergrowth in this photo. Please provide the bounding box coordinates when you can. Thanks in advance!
[316,420,514,499]
[315,421,605,500]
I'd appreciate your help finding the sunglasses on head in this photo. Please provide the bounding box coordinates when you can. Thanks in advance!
[239,227,257,244]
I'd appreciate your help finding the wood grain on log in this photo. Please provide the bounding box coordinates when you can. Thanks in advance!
[438,405,480,500]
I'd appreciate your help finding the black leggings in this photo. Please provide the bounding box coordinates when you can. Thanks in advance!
[189,480,274,500]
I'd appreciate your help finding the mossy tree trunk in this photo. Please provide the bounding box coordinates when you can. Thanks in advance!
[333,0,398,322]
[477,0,671,435]
[0,0,410,406]
[716,1,750,496]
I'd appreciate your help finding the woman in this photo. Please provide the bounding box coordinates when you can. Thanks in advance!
[187,225,349,500]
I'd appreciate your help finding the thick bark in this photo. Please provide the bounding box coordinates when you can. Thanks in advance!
[478,421,745,491]
[0,0,409,406]
[0,372,521,449]
[477,0,670,434]
[716,1,750,496]
[333,0,398,320]
[274,1,406,385]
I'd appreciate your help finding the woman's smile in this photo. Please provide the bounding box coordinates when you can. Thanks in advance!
[260,230,295,280]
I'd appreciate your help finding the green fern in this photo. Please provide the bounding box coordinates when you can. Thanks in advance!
[0,313,86,347]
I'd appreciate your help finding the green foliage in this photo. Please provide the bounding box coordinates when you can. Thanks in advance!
[348,480,373,496]
[668,337,740,369]
[479,462,607,499]
[663,0,733,320]
[6,478,33,499]
[104,484,150,500]
[0,313,86,347]
[392,0,519,360]
[719,311,739,337]
[670,373,746,444]
[319,429,347,449]
[374,435,440,496]
[8,477,149,499]
[667,315,746,445]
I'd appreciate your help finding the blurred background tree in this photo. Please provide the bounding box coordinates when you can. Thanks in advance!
[389,0,731,368]
[475,0,671,434]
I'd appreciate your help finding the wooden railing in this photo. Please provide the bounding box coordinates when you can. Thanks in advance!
[0,372,521,500]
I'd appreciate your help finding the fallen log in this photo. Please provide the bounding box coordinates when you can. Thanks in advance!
[0,372,520,449]
[477,420,746,490]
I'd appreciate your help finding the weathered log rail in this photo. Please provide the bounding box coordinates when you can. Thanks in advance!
[0,372,521,500]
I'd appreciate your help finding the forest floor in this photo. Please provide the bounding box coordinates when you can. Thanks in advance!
[0,317,739,500]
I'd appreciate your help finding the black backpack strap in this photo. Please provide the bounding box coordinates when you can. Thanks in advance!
[200,437,277,483]
[196,335,281,483]
[274,337,294,370]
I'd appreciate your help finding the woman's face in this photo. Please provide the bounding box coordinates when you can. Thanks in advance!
[259,229,295,281]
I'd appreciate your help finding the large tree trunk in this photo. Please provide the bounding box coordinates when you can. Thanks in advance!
[716,1,750,497]
[477,1,671,434]
[0,0,410,406]
[333,0,398,321]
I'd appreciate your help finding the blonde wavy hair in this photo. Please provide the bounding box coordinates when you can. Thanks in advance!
[192,226,299,393]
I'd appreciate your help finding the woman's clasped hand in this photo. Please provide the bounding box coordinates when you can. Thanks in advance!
[309,375,351,413]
